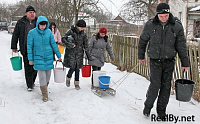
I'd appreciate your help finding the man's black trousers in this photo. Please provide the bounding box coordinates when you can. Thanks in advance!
[144,59,175,115]
[22,55,37,89]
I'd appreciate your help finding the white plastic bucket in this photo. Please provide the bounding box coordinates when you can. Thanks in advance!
[93,71,106,87]
[53,61,66,83]
[54,67,66,83]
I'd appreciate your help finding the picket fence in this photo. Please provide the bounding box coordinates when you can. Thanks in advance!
[59,27,200,102]
[106,35,200,102]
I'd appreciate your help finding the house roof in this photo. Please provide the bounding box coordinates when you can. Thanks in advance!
[113,15,129,25]
[190,6,200,11]
[188,5,200,20]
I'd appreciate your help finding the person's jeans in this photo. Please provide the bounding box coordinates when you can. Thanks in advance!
[67,68,80,81]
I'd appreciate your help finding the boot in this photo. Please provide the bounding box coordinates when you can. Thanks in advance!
[40,86,48,102]
[74,81,80,90]
[157,113,167,121]
[143,107,151,117]
[66,77,71,87]
[47,82,49,86]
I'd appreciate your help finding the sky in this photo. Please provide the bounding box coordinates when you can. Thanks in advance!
[0,30,200,124]
[1,0,128,16]
[1,0,20,4]
[98,0,129,16]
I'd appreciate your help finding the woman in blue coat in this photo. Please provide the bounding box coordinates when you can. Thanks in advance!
[27,16,62,102]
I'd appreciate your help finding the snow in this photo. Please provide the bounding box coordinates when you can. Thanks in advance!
[0,30,200,124]
[190,6,200,11]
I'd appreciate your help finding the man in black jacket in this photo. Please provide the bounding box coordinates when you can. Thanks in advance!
[11,6,38,91]
[138,3,189,119]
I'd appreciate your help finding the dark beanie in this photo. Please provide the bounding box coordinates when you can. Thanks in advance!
[26,6,36,12]
[156,3,170,14]
[76,19,86,27]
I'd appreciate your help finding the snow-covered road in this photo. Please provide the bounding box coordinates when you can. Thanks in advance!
[0,31,199,124]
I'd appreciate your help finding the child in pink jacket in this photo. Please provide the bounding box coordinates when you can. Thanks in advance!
[49,22,62,60]
[49,22,62,43]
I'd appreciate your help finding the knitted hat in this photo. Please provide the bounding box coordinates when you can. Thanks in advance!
[156,3,170,14]
[76,19,86,27]
[99,27,107,34]
[26,5,36,12]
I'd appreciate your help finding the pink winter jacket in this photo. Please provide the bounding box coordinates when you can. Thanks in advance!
[52,28,62,43]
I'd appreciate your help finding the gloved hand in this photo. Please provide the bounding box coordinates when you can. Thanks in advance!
[58,57,62,62]
[67,35,74,43]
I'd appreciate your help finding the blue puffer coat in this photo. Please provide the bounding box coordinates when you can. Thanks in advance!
[27,16,61,70]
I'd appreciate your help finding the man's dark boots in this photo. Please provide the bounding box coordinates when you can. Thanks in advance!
[143,107,151,117]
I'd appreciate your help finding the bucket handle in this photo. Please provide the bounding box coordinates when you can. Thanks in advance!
[55,60,65,71]
[83,58,89,67]
[182,70,188,80]
[12,52,21,60]
[181,71,188,84]
[98,78,110,85]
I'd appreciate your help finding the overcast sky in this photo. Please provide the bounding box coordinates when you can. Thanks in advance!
[1,0,128,16]
[1,0,19,4]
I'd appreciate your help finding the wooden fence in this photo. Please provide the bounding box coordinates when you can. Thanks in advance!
[59,26,200,102]
[106,35,200,102]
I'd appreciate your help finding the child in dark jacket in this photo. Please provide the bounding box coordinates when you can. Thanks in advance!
[62,19,90,90]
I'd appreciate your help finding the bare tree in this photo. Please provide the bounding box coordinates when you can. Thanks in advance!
[120,0,157,24]
[0,4,11,22]
[2,0,105,27]
[83,5,111,23]
[72,0,100,23]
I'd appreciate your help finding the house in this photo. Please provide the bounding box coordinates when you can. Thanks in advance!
[187,5,200,39]
[99,15,141,36]
[76,12,96,26]
[165,0,200,39]
[107,15,129,26]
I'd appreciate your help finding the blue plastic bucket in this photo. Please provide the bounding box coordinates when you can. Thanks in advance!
[98,76,110,89]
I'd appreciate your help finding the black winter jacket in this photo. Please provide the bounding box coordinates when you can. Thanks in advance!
[11,16,37,56]
[62,25,90,69]
[138,13,189,67]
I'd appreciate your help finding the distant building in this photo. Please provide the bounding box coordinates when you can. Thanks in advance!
[111,15,129,25]
[187,5,200,39]
[98,15,141,36]
[76,12,96,26]
[160,0,200,39]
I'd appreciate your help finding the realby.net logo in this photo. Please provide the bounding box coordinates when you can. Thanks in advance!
[151,114,195,123]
